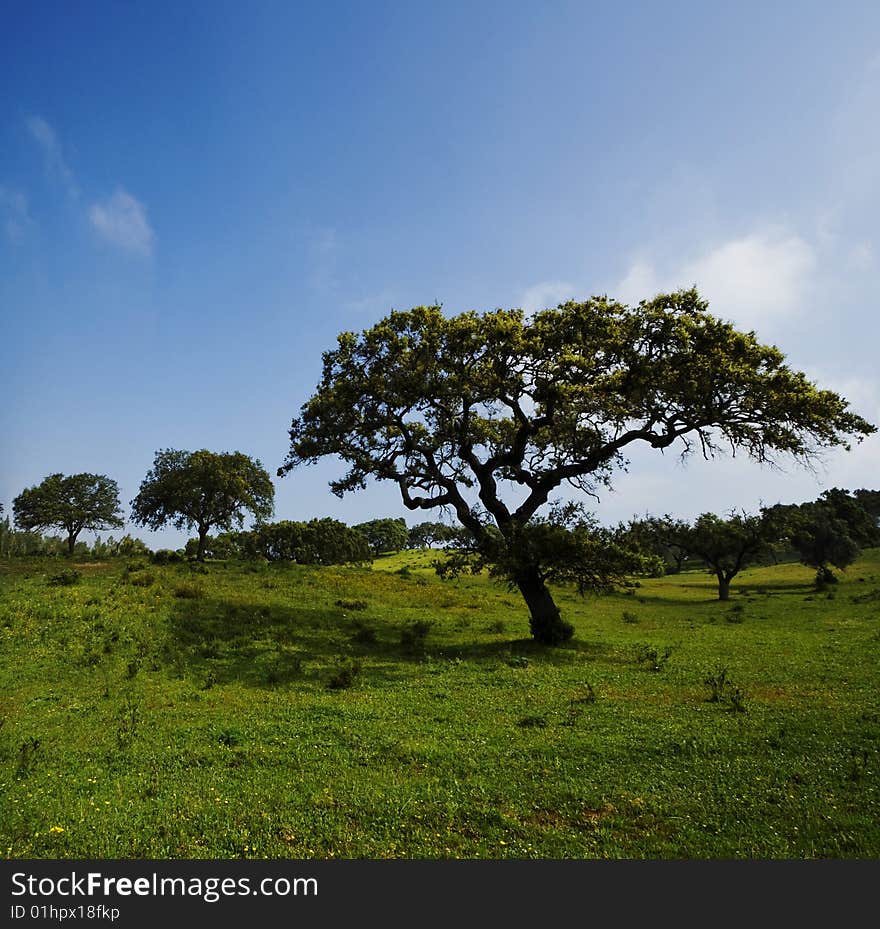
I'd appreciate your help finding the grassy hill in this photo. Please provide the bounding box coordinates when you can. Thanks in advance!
[1,549,878,858]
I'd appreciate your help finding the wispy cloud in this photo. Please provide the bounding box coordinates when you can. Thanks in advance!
[0,186,34,242]
[614,227,815,335]
[89,189,155,257]
[518,280,577,315]
[26,115,79,199]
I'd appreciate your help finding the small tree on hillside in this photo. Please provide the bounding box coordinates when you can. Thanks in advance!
[615,514,692,574]
[13,473,124,556]
[130,449,274,560]
[407,520,460,549]
[353,518,408,556]
[787,504,861,586]
[679,511,780,601]
[440,504,662,619]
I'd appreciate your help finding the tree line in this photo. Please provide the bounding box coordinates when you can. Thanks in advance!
[5,287,878,643]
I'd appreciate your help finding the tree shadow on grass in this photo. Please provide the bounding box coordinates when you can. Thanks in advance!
[165,593,628,689]
[166,594,494,690]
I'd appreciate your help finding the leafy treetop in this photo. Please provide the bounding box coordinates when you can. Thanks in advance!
[130,449,274,560]
[280,289,875,643]
[12,472,124,555]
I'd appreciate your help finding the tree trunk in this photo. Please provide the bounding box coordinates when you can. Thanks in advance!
[514,565,574,645]
[67,532,77,557]
[196,526,209,561]
[717,573,731,601]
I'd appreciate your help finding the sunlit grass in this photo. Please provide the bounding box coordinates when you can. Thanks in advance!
[1,549,878,858]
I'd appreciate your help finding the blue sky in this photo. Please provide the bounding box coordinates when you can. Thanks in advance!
[2,1,879,550]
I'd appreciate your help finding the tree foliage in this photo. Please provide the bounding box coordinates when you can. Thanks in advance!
[406,520,460,549]
[676,511,781,601]
[353,517,408,556]
[12,472,124,555]
[765,488,879,585]
[241,518,371,564]
[615,514,692,574]
[280,290,875,643]
[131,449,274,560]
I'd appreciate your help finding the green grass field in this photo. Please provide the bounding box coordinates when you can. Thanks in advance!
[1,549,878,859]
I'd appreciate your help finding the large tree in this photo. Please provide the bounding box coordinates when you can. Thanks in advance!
[130,449,275,560]
[13,472,124,555]
[279,290,875,644]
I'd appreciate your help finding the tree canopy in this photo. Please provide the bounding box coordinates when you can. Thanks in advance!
[353,517,408,556]
[677,511,781,601]
[131,449,274,560]
[766,490,874,586]
[12,472,124,555]
[280,289,875,643]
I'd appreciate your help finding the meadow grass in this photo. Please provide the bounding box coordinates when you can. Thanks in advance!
[1,549,878,859]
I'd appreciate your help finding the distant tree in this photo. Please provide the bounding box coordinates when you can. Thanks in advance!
[816,488,880,548]
[679,511,780,601]
[615,514,691,574]
[13,473,124,556]
[407,520,459,549]
[279,290,875,644]
[853,489,880,527]
[353,518,408,556]
[248,518,372,564]
[786,504,861,586]
[115,534,153,558]
[130,449,274,561]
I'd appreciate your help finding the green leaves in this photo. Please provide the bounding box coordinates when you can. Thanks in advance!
[13,473,124,552]
[281,290,875,531]
[279,289,876,637]
[130,449,275,553]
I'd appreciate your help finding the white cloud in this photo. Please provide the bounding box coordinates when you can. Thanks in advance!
[613,227,815,335]
[519,280,578,315]
[26,115,79,199]
[89,189,155,257]
[0,186,33,241]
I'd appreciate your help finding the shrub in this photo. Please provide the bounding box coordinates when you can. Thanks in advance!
[506,654,529,668]
[335,598,368,611]
[703,666,748,712]
[703,666,729,702]
[152,549,184,565]
[621,610,639,624]
[173,583,203,599]
[635,644,672,671]
[47,569,81,586]
[129,572,155,587]
[327,659,362,690]
[216,725,244,747]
